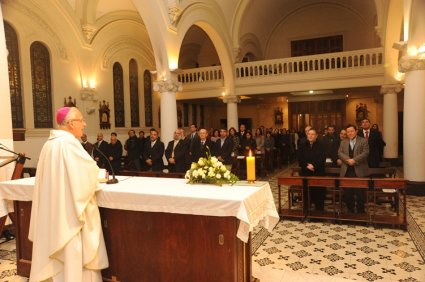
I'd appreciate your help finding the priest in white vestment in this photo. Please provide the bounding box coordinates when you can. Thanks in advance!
[29,107,108,282]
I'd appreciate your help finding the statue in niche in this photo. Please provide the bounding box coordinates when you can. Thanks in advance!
[274,107,283,125]
[99,100,111,129]
[64,96,76,107]
[355,103,369,124]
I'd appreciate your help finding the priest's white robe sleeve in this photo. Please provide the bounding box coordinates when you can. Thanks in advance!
[28,130,108,282]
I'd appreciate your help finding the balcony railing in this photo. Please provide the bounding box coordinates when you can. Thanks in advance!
[176,48,384,85]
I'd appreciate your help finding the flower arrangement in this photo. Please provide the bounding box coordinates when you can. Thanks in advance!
[185,151,239,185]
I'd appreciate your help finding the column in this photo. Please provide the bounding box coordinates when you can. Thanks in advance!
[153,78,181,145]
[399,56,425,182]
[380,84,402,159]
[223,95,240,130]
[0,4,15,181]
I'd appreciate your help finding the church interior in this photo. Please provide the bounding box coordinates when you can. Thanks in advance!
[0,0,424,281]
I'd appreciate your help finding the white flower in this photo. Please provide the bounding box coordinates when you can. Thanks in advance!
[220,165,227,172]
[216,173,222,179]
[191,163,197,169]
[185,171,190,179]
[217,161,223,167]
[208,167,214,172]
[198,158,205,166]
[211,157,218,164]
[208,170,215,177]
[192,170,199,177]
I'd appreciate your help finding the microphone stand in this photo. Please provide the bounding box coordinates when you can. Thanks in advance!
[93,145,118,184]
[0,145,31,160]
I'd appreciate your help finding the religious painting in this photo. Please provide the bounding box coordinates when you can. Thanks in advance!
[99,100,111,129]
[64,96,76,107]
[355,103,369,124]
[274,107,283,125]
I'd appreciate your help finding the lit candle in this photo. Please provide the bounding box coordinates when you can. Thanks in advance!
[246,150,256,182]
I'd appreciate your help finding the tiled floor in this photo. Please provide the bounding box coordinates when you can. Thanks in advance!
[1,166,424,282]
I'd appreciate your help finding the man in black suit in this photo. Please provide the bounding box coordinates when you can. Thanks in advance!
[165,128,188,173]
[298,128,327,211]
[238,124,247,141]
[190,128,215,163]
[124,129,141,171]
[93,132,109,168]
[215,128,233,167]
[144,128,165,171]
[322,125,340,166]
[108,132,123,175]
[357,118,385,168]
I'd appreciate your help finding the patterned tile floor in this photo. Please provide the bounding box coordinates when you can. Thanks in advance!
[1,166,424,282]
[251,166,425,282]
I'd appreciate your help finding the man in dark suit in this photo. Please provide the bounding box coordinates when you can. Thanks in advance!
[298,128,327,211]
[93,132,109,168]
[185,124,200,164]
[322,125,340,165]
[81,133,93,156]
[237,124,247,141]
[144,128,165,172]
[357,118,385,168]
[215,128,233,167]
[190,128,215,162]
[338,124,369,214]
[165,128,188,173]
[108,132,123,175]
[124,129,141,171]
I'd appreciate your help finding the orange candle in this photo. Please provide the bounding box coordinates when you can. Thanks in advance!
[246,150,256,182]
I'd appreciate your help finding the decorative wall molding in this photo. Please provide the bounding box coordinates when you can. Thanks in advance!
[4,0,68,60]
[380,84,403,95]
[222,95,240,104]
[399,56,425,73]
[153,79,182,93]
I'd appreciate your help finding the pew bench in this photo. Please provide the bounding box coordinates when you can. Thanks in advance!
[277,176,407,229]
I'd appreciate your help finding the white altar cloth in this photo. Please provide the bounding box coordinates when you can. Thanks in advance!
[0,176,279,242]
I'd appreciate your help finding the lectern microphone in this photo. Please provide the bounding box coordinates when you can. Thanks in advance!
[93,145,118,184]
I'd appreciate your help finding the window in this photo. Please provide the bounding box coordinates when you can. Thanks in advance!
[113,62,125,127]
[129,59,140,127]
[30,41,52,128]
[4,21,23,128]
[291,35,343,57]
[143,70,153,127]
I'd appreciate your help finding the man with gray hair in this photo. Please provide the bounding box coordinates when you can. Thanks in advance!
[29,107,108,281]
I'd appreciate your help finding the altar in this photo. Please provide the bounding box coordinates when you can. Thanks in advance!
[0,176,279,281]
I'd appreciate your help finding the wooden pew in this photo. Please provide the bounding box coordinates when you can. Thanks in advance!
[277,176,305,219]
[372,178,407,229]
[305,177,338,220]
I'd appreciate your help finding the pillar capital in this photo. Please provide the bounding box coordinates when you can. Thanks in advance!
[222,95,240,104]
[380,84,403,95]
[153,79,182,93]
[399,56,425,73]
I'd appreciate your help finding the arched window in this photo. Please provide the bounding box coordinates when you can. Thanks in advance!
[129,59,140,127]
[113,62,125,127]
[30,41,52,128]
[4,21,23,128]
[143,70,153,127]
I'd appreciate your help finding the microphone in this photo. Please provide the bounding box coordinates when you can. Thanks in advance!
[0,143,31,160]
[93,145,118,184]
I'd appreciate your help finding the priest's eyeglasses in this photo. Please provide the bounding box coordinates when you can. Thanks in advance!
[69,118,86,123]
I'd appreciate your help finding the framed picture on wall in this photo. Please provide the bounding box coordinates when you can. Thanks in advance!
[274,107,283,125]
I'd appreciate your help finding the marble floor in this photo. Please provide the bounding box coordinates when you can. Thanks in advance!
[1,166,424,282]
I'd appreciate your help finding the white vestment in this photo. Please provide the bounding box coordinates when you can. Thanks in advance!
[29,130,108,282]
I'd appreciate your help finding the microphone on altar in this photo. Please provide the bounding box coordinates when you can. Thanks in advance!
[93,145,118,184]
